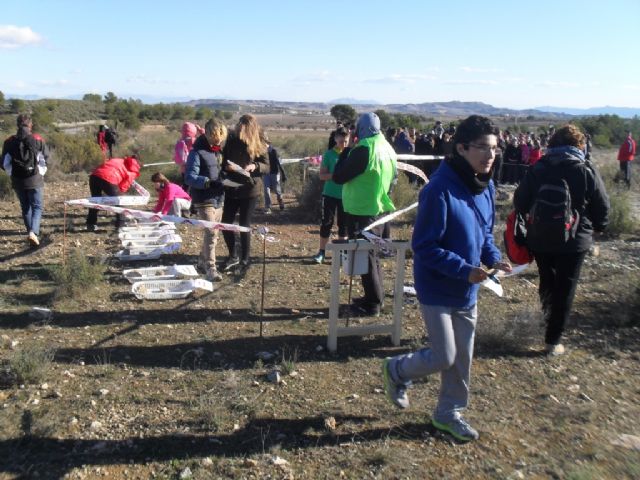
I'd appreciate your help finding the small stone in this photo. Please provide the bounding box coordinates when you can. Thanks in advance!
[10,340,19,350]
[579,392,594,402]
[568,384,580,393]
[179,467,192,479]
[548,394,560,404]
[270,455,289,466]
[233,423,240,431]
[324,416,337,431]
[90,421,102,431]
[373,388,383,394]
[489,371,497,378]
[98,389,109,396]
[40,383,49,390]
[201,457,213,467]
[347,393,359,400]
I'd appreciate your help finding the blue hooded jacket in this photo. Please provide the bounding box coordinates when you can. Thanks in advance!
[412,160,501,308]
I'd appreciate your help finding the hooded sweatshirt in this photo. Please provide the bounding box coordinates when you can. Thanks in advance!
[91,156,141,192]
[514,146,610,253]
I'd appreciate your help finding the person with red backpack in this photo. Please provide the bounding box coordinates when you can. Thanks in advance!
[85,155,141,231]
[1,113,50,247]
[514,125,609,356]
[617,130,636,188]
[96,125,108,158]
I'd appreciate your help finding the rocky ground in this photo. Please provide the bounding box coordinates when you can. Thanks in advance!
[0,175,639,480]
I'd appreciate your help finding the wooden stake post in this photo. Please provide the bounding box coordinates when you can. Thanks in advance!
[325,240,410,353]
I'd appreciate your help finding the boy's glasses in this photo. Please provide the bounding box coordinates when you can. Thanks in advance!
[467,143,498,153]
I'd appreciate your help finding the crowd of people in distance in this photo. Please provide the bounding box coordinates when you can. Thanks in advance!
[2,108,628,443]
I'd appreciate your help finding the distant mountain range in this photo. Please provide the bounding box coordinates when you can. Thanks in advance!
[536,106,640,118]
[4,93,639,118]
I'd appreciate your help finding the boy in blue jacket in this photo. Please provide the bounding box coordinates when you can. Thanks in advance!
[382,115,511,442]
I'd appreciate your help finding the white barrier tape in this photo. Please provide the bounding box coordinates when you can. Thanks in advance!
[397,154,445,161]
[363,202,419,232]
[132,181,151,197]
[65,199,251,233]
[142,161,175,167]
[396,162,429,184]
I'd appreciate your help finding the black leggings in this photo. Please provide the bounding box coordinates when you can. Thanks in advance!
[221,196,257,262]
[534,251,586,345]
[86,175,122,227]
[319,195,346,238]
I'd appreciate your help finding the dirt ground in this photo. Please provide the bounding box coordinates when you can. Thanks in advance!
[1,170,640,480]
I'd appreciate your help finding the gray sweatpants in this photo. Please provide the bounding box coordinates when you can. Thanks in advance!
[388,304,477,423]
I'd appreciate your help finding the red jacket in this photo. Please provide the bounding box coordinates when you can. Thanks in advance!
[618,136,636,162]
[97,131,107,153]
[91,156,141,192]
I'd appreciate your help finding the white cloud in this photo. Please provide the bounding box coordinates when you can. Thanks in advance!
[37,79,69,87]
[444,79,499,86]
[125,74,179,85]
[292,71,335,85]
[536,81,581,88]
[0,25,43,49]
[459,66,503,73]
[363,74,437,84]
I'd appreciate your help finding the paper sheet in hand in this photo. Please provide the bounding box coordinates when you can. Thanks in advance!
[480,277,503,297]
[226,160,251,177]
[500,263,530,278]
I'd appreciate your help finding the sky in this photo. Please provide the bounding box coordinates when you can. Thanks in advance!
[1,0,639,110]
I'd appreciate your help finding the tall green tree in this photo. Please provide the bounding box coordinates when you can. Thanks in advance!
[0,90,4,104]
[83,93,102,103]
[103,92,118,104]
[9,98,25,114]
[330,104,357,125]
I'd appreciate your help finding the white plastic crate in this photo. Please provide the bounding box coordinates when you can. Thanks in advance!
[131,279,213,300]
[118,228,176,241]
[123,265,199,283]
[120,233,182,249]
[115,248,164,261]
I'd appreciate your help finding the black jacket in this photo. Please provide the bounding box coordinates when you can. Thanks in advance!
[1,127,50,189]
[221,134,268,199]
[514,147,609,253]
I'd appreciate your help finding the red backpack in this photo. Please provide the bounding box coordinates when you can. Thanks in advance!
[504,210,533,265]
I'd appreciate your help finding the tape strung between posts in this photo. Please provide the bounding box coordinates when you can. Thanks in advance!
[65,199,251,232]
[360,161,429,234]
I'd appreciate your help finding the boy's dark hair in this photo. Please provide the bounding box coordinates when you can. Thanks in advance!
[334,126,349,138]
[452,115,499,147]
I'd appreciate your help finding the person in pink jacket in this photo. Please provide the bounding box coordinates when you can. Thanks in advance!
[86,155,141,231]
[151,172,192,216]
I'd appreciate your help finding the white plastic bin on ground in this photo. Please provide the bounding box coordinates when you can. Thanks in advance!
[123,265,199,283]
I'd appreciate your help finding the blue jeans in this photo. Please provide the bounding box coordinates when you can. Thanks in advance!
[263,173,282,209]
[14,186,44,235]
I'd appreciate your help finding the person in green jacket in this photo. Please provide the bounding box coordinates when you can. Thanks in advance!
[333,112,397,315]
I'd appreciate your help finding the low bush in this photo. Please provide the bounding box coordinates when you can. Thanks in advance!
[295,171,323,223]
[47,131,104,174]
[3,345,54,385]
[606,188,636,236]
[0,169,12,200]
[47,249,106,300]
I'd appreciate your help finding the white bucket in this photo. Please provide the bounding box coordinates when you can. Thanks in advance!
[341,240,370,275]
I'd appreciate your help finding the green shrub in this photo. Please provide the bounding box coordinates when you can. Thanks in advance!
[295,170,323,222]
[47,249,106,300]
[47,131,104,174]
[5,345,54,385]
[0,169,12,200]
[390,172,422,224]
[607,188,636,236]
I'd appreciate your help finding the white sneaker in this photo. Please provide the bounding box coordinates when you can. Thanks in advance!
[28,231,40,247]
[545,343,565,356]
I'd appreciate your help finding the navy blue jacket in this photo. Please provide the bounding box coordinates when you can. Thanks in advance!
[412,161,501,308]
[184,135,224,208]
